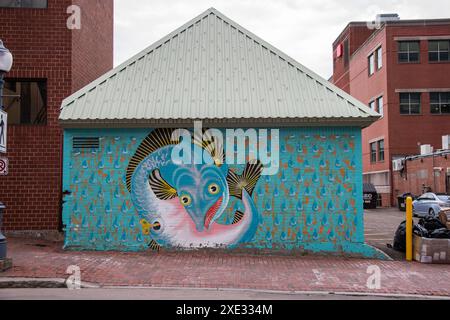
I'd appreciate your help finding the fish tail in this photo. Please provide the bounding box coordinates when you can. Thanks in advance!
[126,128,180,193]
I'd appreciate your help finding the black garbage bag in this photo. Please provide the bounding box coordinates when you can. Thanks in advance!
[429,228,450,239]
[419,217,446,232]
[393,221,429,252]
[413,224,429,238]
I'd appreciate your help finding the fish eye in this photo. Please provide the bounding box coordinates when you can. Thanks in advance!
[153,221,161,231]
[180,195,192,206]
[208,183,220,195]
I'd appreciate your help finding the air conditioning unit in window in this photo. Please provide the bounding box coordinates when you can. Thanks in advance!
[392,159,404,172]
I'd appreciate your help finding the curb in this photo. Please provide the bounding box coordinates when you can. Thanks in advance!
[0,277,100,289]
[0,277,449,299]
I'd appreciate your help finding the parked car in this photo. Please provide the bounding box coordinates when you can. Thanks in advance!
[412,193,450,217]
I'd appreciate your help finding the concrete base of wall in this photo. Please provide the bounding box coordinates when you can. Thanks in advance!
[0,258,12,272]
[64,241,392,260]
[5,230,64,242]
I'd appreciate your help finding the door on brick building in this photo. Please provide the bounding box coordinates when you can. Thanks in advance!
[447,175,450,195]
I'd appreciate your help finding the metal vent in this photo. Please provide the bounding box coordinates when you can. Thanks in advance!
[73,137,100,150]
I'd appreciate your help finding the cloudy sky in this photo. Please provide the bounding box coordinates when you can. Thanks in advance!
[114,0,450,78]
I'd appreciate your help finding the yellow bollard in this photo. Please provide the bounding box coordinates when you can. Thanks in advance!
[406,197,413,262]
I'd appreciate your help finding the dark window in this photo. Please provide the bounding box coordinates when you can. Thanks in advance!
[430,92,450,114]
[398,41,420,63]
[376,47,383,69]
[3,79,47,125]
[0,0,47,8]
[370,142,377,163]
[343,39,349,67]
[368,53,375,75]
[399,92,421,115]
[429,40,450,62]
[378,140,385,162]
[377,96,384,116]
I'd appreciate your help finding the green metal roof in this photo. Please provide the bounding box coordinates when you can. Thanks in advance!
[59,8,380,128]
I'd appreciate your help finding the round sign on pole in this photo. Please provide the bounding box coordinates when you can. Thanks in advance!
[0,157,8,176]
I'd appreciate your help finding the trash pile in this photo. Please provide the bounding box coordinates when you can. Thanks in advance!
[392,209,450,264]
[393,217,450,252]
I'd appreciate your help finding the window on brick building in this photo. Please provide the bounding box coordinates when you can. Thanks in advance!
[377,96,384,117]
[378,140,385,162]
[0,0,47,8]
[370,142,377,163]
[430,92,450,114]
[2,79,47,125]
[368,53,375,75]
[369,100,376,111]
[429,40,450,62]
[399,92,421,115]
[398,41,420,63]
[376,47,383,69]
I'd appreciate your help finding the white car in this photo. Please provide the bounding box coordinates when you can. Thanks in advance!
[412,193,450,217]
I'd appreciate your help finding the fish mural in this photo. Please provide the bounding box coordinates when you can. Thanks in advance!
[125,129,263,249]
[62,127,388,259]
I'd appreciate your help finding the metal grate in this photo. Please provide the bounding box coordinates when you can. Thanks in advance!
[72,137,100,150]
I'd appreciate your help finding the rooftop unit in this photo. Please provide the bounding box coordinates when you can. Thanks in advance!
[420,144,434,155]
[442,135,450,150]
[377,13,401,22]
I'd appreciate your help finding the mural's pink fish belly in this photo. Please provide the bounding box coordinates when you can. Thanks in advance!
[160,194,256,248]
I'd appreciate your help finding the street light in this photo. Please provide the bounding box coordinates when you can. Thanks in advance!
[0,40,13,109]
[0,39,12,262]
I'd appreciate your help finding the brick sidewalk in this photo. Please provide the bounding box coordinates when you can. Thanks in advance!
[1,237,449,297]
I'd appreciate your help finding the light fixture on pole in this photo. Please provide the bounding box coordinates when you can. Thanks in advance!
[0,39,12,262]
[0,40,13,109]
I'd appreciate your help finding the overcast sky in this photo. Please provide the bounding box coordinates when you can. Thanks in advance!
[114,0,450,78]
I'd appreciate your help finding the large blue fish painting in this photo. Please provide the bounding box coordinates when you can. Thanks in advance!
[126,129,263,250]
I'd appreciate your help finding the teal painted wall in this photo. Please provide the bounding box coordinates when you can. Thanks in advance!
[62,127,384,258]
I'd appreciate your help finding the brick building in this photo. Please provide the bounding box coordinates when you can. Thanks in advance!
[332,17,450,206]
[393,149,450,200]
[0,0,113,231]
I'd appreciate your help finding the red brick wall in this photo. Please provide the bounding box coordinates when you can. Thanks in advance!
[386,24,450,158]
[393,154,450,205]
[0,0,113,231]
[71,0,113,92]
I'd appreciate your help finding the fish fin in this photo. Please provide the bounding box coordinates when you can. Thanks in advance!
[193,128,225,167]
[226,170,242,199]
[140,219,151,235]
[148,239,161,252]
[227,160,263,199]
[126,128,180,192]
[241,160,263,196]
[232,211,245,224]
[149,169,178,200]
